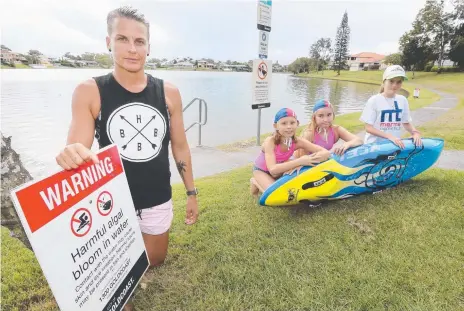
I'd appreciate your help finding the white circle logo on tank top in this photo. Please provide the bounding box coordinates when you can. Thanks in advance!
[106,102,167,162]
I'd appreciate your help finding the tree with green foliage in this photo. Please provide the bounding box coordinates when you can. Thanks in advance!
[384,53,403,65]
[333,11,350,75]
[421,0,453,70]
[400,0,453,72]
[80,52,96,61]
[449,0,464,68]
[26,49,42,64]
[310,38,332,73]
[94,53,113,68]
[64,52,76,60]
[288,57,313,74]
[1,44,11,51]
[400,32,433,71]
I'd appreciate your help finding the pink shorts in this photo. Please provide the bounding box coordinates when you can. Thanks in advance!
[137,199,174,235]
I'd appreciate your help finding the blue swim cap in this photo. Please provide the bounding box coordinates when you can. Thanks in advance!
[274,108,298,123]
[313,99,332,112]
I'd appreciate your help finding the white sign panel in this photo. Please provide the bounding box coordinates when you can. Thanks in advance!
[259,30,269,59]
[252,59,272,109]
[10,144,149,311]
[257,0,272,32]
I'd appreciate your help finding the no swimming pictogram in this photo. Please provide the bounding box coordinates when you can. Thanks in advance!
[71,208,92,237]
[97,191,113,216]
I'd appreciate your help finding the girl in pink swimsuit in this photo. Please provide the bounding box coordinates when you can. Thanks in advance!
[250,108,331,196]
[294,99,363,158]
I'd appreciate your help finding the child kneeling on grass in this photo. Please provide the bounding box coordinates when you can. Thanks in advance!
[294,99,363,158]
[250,108,330,196]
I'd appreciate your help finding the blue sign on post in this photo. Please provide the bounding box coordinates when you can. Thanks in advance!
[259,31,269,59]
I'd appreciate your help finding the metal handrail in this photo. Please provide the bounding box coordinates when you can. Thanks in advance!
[183,98,208,147]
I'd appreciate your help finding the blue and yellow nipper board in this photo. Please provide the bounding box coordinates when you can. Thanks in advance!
[259,138,444,207]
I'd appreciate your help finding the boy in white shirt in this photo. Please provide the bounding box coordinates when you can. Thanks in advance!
[360,65,422,149]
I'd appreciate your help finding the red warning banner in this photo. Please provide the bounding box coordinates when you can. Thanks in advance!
[15,145,124,233]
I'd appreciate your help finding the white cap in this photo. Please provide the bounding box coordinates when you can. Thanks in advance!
[383,65,408,81]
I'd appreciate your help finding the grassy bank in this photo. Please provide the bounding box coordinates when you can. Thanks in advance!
[1,64,31,69]
[139,167,464,310]
[297,70,442,84]
[1,227,58,310]
[3,167,463,311]
[399,73,464,150]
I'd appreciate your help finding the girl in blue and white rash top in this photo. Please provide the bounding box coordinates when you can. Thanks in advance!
[360,65,422,149]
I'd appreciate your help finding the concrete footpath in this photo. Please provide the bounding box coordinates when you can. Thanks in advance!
[170,88,464,184]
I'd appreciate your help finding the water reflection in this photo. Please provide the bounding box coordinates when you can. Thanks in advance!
[288,76,381,119]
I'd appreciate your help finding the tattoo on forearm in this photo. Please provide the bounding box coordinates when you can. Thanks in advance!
[176,160,187,179]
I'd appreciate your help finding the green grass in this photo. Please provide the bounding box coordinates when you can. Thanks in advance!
[399,72,464,149]
[1,227,58,311]
[128,166,464,311]
[419,99,464,149]
[1,64,31,69]
[407,72,464,98]
[2,168,463,310]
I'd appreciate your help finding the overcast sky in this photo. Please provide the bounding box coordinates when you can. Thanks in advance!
[0,0,456,65]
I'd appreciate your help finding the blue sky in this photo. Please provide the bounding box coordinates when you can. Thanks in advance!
[1,0,453,65]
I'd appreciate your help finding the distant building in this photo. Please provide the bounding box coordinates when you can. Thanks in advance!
[76,60,99,67]
[197,60,215,69]
[434,59,455,67]
[38,55,52,66]
[348,52,386,71]
[273,61,283,72]
[173,61,194,69]
[1,49,27,64]
[221,64,251,72]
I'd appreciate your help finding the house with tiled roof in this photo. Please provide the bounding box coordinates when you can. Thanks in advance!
[348,52,386,71]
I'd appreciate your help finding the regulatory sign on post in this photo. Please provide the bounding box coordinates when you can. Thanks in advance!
[258,30,269,59]
[252,59,272,109]
[10,144,149,311]
[257,0,272,32]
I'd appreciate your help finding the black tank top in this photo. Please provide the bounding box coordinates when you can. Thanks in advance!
[94,73,171,210]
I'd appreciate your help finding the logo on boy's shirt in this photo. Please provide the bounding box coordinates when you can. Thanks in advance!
[380,109,402,123]
[380,100,403,123]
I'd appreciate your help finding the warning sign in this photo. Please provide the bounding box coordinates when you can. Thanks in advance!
[71,208,92,237]
[97,191,113,216]
[251,59,272,109]
[10,144,149,311]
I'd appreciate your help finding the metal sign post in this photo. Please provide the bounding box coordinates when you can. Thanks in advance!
[253,0,272,146]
